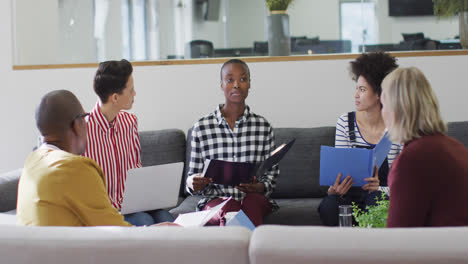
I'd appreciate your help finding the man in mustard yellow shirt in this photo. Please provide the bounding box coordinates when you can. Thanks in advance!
[17,90,132,226]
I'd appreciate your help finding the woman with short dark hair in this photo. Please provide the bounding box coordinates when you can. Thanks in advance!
[84,59,174,226]
[185,59,279,227]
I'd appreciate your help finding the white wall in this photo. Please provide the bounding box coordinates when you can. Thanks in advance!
[157,0,177,59]
[192,0,225,48]
[13,0,60,65]
[2,0,468,173]
[58,0,95,63]
[289,0,340,39]
[225,0,266,47]
[191,0,340,48]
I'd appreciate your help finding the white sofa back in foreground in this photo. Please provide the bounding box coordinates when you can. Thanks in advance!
[1,225,468,264]
[249,225,468,264]
[0,226,250,264]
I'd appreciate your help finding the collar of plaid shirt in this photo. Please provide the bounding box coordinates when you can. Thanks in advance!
[214,104,251,126]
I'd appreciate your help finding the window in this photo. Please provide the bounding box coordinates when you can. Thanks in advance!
[340,1,376,53]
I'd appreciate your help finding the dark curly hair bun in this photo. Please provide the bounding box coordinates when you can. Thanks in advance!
[350,52,398,97]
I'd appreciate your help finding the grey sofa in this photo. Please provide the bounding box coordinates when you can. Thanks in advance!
[169,127,333,225]
[2,122,468,226]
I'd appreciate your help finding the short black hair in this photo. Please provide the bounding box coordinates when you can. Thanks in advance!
[350,52,398,97]
[36,90,83,136]
[220,59,250,80]
[94,59,133,103]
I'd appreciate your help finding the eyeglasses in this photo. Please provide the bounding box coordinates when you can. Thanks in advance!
[71,112,90,126]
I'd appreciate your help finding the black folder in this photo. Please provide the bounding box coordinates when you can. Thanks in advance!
[202,139,296,186]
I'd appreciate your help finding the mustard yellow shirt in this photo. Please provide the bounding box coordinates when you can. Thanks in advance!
[17,145,132,226]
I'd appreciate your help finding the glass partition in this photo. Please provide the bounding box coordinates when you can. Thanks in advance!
[12,0,463,66]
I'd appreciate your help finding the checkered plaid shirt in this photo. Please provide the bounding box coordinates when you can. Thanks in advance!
[187,105,279,211]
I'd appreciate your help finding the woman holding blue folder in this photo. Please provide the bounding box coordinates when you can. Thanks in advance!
[319,52,403,226]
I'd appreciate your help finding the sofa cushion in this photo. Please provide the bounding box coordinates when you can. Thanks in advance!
[448,121,468,149]
[169,195,202,218]
[0,169,21,212]
[139,129,186,166]
[264,198,322,225]
[273,127,333,198]
[139,129,187,196]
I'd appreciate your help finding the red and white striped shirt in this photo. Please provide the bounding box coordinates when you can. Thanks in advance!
[84,102,141,210]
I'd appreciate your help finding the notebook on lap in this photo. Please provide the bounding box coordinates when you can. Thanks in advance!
[120,162,184,215]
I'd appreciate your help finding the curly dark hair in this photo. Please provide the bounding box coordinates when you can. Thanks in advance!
[94,59,133,103]
[350,52,398,97]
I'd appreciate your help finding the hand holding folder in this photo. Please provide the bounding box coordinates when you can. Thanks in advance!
[201,139,296,186]
[319,133,392,187]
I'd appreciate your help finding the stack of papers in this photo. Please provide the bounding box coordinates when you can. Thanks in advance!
[174,197,256,230]
[174,198,231,227]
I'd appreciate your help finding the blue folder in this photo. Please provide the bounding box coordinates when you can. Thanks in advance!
[319,133,392,187]
[225,209,255,231]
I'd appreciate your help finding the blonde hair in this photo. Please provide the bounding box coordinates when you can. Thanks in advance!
[382,67,447,143]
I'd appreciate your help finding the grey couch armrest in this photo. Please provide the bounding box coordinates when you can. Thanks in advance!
[0,169,22,212]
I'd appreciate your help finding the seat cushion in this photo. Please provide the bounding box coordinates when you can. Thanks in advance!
[448,121,468,148]
[264,198,323,225]
[139,129,186,166]
[139,129,187,196]
[169,195,202,218]
[273,127,333,198]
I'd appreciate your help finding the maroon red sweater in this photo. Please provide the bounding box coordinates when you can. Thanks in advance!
[387,133,468,227]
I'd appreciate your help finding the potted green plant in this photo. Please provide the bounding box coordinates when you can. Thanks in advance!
[265,0,295,13]
[352,192,389,228]
[433,0,468,48]
[265,0,295,56]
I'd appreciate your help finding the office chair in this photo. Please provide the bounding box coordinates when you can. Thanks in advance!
[185,40,214,58]
[253,41,268,56]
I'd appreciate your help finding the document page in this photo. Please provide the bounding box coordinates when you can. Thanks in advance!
[174,197,232,227]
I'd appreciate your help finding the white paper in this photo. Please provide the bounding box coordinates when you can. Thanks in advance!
[173,211,211,227]
[201,159,212,177]
[174,197,232,227]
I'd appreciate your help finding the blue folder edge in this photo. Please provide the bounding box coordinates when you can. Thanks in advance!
[225,209,255,231]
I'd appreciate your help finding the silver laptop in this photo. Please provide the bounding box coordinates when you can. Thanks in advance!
[120,162,184,215]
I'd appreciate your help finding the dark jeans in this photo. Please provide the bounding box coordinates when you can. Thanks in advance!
[318,188,382,226]
[124,209,175,226]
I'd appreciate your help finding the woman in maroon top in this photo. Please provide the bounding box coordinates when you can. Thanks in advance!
[380,67,468,227]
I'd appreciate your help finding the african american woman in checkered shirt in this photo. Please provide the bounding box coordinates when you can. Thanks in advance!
[185,59,279,227]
